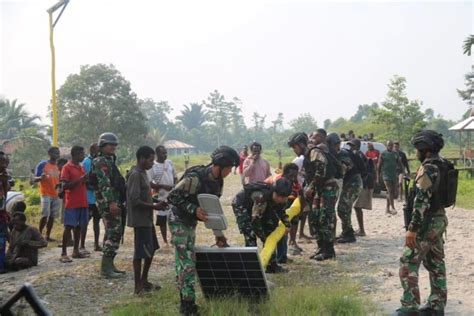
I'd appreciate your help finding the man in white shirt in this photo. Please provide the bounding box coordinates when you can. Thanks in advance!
[147,145,177,246]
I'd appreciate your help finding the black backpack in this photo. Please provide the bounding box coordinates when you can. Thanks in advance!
[432,158,458,208]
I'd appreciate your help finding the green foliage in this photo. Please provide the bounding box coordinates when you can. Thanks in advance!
[463,34,474,56]
[176,103,208,130]
[289,113,318,133]
[0,98,42,139]
[139,98,172,132]
[371,75,427,147]
[350,103,379,123]
[456,173,474,209]
[457,71,473,108]
[56,63,147,148]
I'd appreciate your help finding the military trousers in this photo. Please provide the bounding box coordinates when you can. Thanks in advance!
[399,215,448,312]
[232,200,257,247]
[311,181,339,243]
[170,222,197,301]
[99,206,122,258]
[336,175,362,237]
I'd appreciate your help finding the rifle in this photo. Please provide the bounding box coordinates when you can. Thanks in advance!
[402,175,414,231]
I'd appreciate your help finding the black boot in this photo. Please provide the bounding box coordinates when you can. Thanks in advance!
[419,304,444,316]
[180,300,199,316]
[309,240,323,259]
[265,261,288,274]
[314,242,336,261]
[394,309,419,316]
[337,230,356,243]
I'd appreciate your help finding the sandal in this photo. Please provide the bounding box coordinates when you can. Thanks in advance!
[60,255,73,263]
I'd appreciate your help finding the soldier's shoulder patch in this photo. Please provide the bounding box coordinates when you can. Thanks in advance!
[175,175,200,195]
[310,148,326,163]
[415,166,433,191]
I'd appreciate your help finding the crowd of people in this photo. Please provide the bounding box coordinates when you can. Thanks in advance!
[0,128,450,316]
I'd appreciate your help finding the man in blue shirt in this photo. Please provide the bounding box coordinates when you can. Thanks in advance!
[82,143,102,251]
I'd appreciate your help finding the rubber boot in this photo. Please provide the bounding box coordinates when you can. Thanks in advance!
[419,304,444,316]
[101,256,124,279]
[394,309,419,316]
[265,261,288,274]
[112,255,126,274]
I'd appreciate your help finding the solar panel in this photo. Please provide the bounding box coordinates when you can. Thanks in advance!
[195,247,269,300]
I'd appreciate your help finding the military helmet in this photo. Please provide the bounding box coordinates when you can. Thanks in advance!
[272,178,293,197]
[98,132,119,147]
[348,138,361,149]
[411,130,444,152]
[287,132,308,147]
[211,146,240,167]
[326,132,341,145]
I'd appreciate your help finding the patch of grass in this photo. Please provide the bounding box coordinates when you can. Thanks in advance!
[456,174,474,209]
[109,276,374,316]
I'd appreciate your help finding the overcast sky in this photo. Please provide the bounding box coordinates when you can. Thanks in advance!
[1,0,472,127]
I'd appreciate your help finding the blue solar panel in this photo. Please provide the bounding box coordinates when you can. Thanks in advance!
[195,247,269,299]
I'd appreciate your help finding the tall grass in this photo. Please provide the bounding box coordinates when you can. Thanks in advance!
[109,279,373,316]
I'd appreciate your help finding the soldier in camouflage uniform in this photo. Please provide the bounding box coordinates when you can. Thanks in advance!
[396,131,448,316]
[288,131,340,261]
[91,133,126,279]
[336,137,365,244]
[168,146,239,316]
[232,178,293,273]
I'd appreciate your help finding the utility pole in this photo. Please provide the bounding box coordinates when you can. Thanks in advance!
[47,0,69,146]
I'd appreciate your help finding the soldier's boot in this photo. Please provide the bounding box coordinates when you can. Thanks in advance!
[314,242,336,261]
[101,257,124,279]
[265,261,288,274]
[180,300,199,316]
[337,230,356,244]
[394,309,419,316]
[419,304,444,316]
[309,240,323,259]
[112,255,126,274]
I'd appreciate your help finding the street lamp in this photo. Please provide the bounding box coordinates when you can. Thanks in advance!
[47,0,69,146]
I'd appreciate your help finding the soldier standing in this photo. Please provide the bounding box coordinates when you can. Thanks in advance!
[168,146,239,316]
[288,130,340,261]
[91,133,126,279]
[396,131,449,316]
[336,137,365,244]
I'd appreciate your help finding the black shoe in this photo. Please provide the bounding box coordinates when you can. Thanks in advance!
[419,304,444,316]
[277,257,293,264]
[266,262,288,274]
[394,308,419,316]
[313,242,336,261]
[336,235,356,243]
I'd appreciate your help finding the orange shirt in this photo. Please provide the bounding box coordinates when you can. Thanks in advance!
[35,161,60,198]
[264,174,301,200]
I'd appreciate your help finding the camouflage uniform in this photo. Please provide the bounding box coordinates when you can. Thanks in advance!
[336,150,362,238]
[399,158,447,313]
[304,145,339,244]
[232,186,290,264]
[168,165,223,301]
[92,153,123,258]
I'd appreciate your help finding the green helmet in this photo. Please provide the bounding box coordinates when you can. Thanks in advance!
[411,130,444,152]
[211,146,240,167]
[98,132,119,147]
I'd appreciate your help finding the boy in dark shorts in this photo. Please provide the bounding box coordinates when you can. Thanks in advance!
[59,146,89,262]
[127,146,167,295]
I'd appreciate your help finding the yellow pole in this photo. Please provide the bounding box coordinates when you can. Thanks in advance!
[259,197,302,268]
[49,12,58,146]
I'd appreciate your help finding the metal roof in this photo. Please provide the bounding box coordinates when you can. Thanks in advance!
[449,116,474,131]
[163,140,195,149]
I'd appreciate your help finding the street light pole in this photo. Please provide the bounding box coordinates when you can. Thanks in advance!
[47,0,69,147]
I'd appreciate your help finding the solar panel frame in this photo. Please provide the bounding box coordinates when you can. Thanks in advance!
[195,247,270,300]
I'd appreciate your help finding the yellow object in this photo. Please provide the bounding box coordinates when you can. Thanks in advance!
[260,197,301,268]
[49,12,58,146]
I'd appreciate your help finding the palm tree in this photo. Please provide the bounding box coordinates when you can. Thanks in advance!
[463,35,474,56]
[176,103,208,130]
[0,98,42,139]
